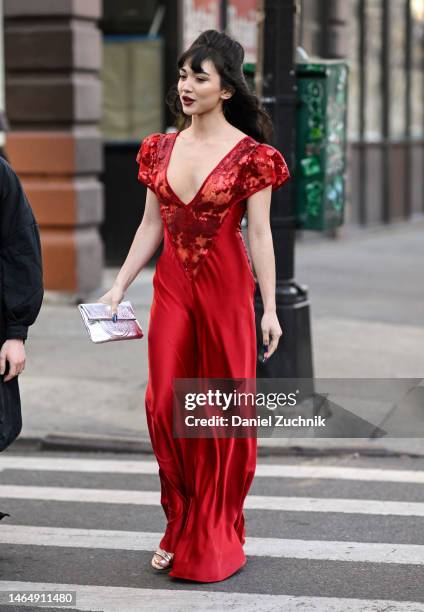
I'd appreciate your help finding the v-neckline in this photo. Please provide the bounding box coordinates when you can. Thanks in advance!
[164,131,250,207]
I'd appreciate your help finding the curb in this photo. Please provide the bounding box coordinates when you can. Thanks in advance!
[9,433,424,459]
[12,434,154,455]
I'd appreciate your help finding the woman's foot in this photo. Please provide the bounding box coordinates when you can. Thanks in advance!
[151,547,174,570]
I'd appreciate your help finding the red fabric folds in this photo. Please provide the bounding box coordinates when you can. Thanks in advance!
[136,131,290,582]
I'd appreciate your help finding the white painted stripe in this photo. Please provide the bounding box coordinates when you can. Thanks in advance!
[0,581,423,611]
[243,495,424,517]
[255,464,424,484]
[0,456,158,475]
[1,485,424,517]
[0,525,423,565]
[245,536,424,565]
[0,485,159,505]
[2,456,424,484]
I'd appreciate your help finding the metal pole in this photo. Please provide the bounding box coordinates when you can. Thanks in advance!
[358,0,367,226]
[256,0,313,379]
[381,0,390,224]
[0,0,6,153]
[404,0,412,219]
[220,0,228,32]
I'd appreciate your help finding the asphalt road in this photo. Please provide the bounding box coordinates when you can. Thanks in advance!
[0,449,423,611]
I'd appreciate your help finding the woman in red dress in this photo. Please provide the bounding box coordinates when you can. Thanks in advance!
[99,30,290,582]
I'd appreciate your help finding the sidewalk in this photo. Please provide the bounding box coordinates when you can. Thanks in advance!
[13,218,424,457]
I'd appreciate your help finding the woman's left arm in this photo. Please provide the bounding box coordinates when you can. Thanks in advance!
[246,186,283,362]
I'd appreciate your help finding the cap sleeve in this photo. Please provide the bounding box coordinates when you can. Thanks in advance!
[245,143,291,199]
[136,132,162,192]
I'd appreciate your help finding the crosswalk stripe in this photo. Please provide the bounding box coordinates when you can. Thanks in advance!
[1,485,424,516]
[243,495,424,516]
[0,525,423,565]
[0,581,423,611]
[0,457,157,475]
[2,456,424,484]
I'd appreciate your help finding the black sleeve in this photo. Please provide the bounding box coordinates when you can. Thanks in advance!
[0,158,44,342]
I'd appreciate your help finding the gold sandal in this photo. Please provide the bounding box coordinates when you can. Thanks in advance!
[151,547,174,570]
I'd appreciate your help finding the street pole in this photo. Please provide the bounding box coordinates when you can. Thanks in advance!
[219,0,228,32]
[0,0,6,158]
[255,0,314,379]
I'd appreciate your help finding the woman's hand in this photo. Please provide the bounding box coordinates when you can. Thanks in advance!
[96,284,126,321]
[261,310,283,361]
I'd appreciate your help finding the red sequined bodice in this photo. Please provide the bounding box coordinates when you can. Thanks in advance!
[136,131,290,280]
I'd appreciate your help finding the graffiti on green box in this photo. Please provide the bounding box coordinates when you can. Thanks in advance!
[296,62,348,230]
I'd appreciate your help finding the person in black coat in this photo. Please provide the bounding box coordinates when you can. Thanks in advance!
[0,151,44,470]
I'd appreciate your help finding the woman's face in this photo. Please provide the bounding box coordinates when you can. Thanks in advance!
[177,58,231,115]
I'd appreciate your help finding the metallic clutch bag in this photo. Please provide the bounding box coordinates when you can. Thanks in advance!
[77,300,144,344]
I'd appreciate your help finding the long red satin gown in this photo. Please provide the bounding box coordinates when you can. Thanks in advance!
[136,130,290,582]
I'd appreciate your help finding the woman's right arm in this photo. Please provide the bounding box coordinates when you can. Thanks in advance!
[96,188,163,315]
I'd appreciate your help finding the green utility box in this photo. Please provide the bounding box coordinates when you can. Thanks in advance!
[243,62,256,91]
[295,59,349,230]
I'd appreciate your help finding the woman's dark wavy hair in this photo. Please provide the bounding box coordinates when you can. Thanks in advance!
[166,29,274,144]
